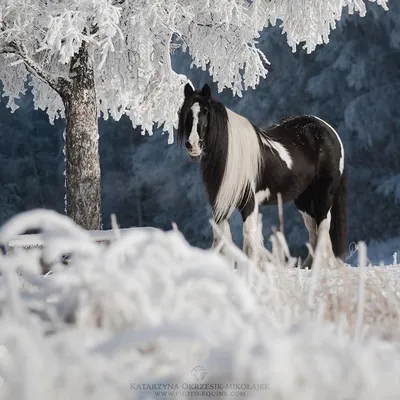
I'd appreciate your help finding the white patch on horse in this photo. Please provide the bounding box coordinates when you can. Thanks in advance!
[256,188,270,203]
[214,107,261,222]
[312,116,344,174]
[188,102,202,157]
[259,135,293,169]
[318,210,331,234]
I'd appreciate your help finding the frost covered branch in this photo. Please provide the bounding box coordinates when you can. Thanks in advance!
[0,40,69,94]
[0,0,390,136]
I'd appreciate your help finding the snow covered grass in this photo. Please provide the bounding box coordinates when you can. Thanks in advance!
[1,209,400,399]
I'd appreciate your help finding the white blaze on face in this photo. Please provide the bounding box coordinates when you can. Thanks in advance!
[188,102,202,156]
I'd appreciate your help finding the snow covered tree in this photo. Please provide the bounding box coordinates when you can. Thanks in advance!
[0,0,389,230]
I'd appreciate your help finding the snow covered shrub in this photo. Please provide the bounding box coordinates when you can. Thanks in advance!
[1,209,400,399]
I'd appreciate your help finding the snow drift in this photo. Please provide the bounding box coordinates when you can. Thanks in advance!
[0,209,400,399]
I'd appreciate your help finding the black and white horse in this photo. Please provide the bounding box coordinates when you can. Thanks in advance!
[177,83,347,269]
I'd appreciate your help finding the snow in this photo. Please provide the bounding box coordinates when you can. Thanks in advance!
[5,227,160,249]
[1,209,400,399]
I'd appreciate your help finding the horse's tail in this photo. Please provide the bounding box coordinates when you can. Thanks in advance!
[330,167,348,259]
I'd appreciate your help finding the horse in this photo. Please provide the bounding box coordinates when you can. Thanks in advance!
[177,83,347,269]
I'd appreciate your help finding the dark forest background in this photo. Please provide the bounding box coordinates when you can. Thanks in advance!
[0,3,399,264]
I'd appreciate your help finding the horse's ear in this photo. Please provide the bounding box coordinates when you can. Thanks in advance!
[184,83,194,98]
[201,83,211,100]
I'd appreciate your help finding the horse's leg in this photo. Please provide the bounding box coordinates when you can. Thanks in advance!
[296,179,337,269]
[211,218,232,249]
[315,209,337,264]
[239,192,265,267]
[312,180,338,267]
[298,210,317,269]
[295,188,319,268]
[211,218,235,268]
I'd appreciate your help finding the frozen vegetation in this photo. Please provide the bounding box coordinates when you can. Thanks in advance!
[1,209,400,399]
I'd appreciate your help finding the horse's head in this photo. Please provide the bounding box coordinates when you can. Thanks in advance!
[177,83,212,159]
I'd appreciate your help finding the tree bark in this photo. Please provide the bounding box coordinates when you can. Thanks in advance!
[61,41,102,230]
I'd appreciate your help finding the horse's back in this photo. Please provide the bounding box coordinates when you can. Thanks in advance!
[256,115,343,204]
[266,115,342,169]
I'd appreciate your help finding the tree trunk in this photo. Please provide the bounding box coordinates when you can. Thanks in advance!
[61,41,102,230]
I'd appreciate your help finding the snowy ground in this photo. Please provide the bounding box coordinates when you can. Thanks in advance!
[1,209,400,399]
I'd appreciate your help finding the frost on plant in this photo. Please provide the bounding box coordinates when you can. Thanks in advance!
[1,209,400,399]
[0,0,389,142]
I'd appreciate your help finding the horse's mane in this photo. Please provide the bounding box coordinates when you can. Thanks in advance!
[177,98,194,146]
[209,105,261,222]
[199,98,230,220]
